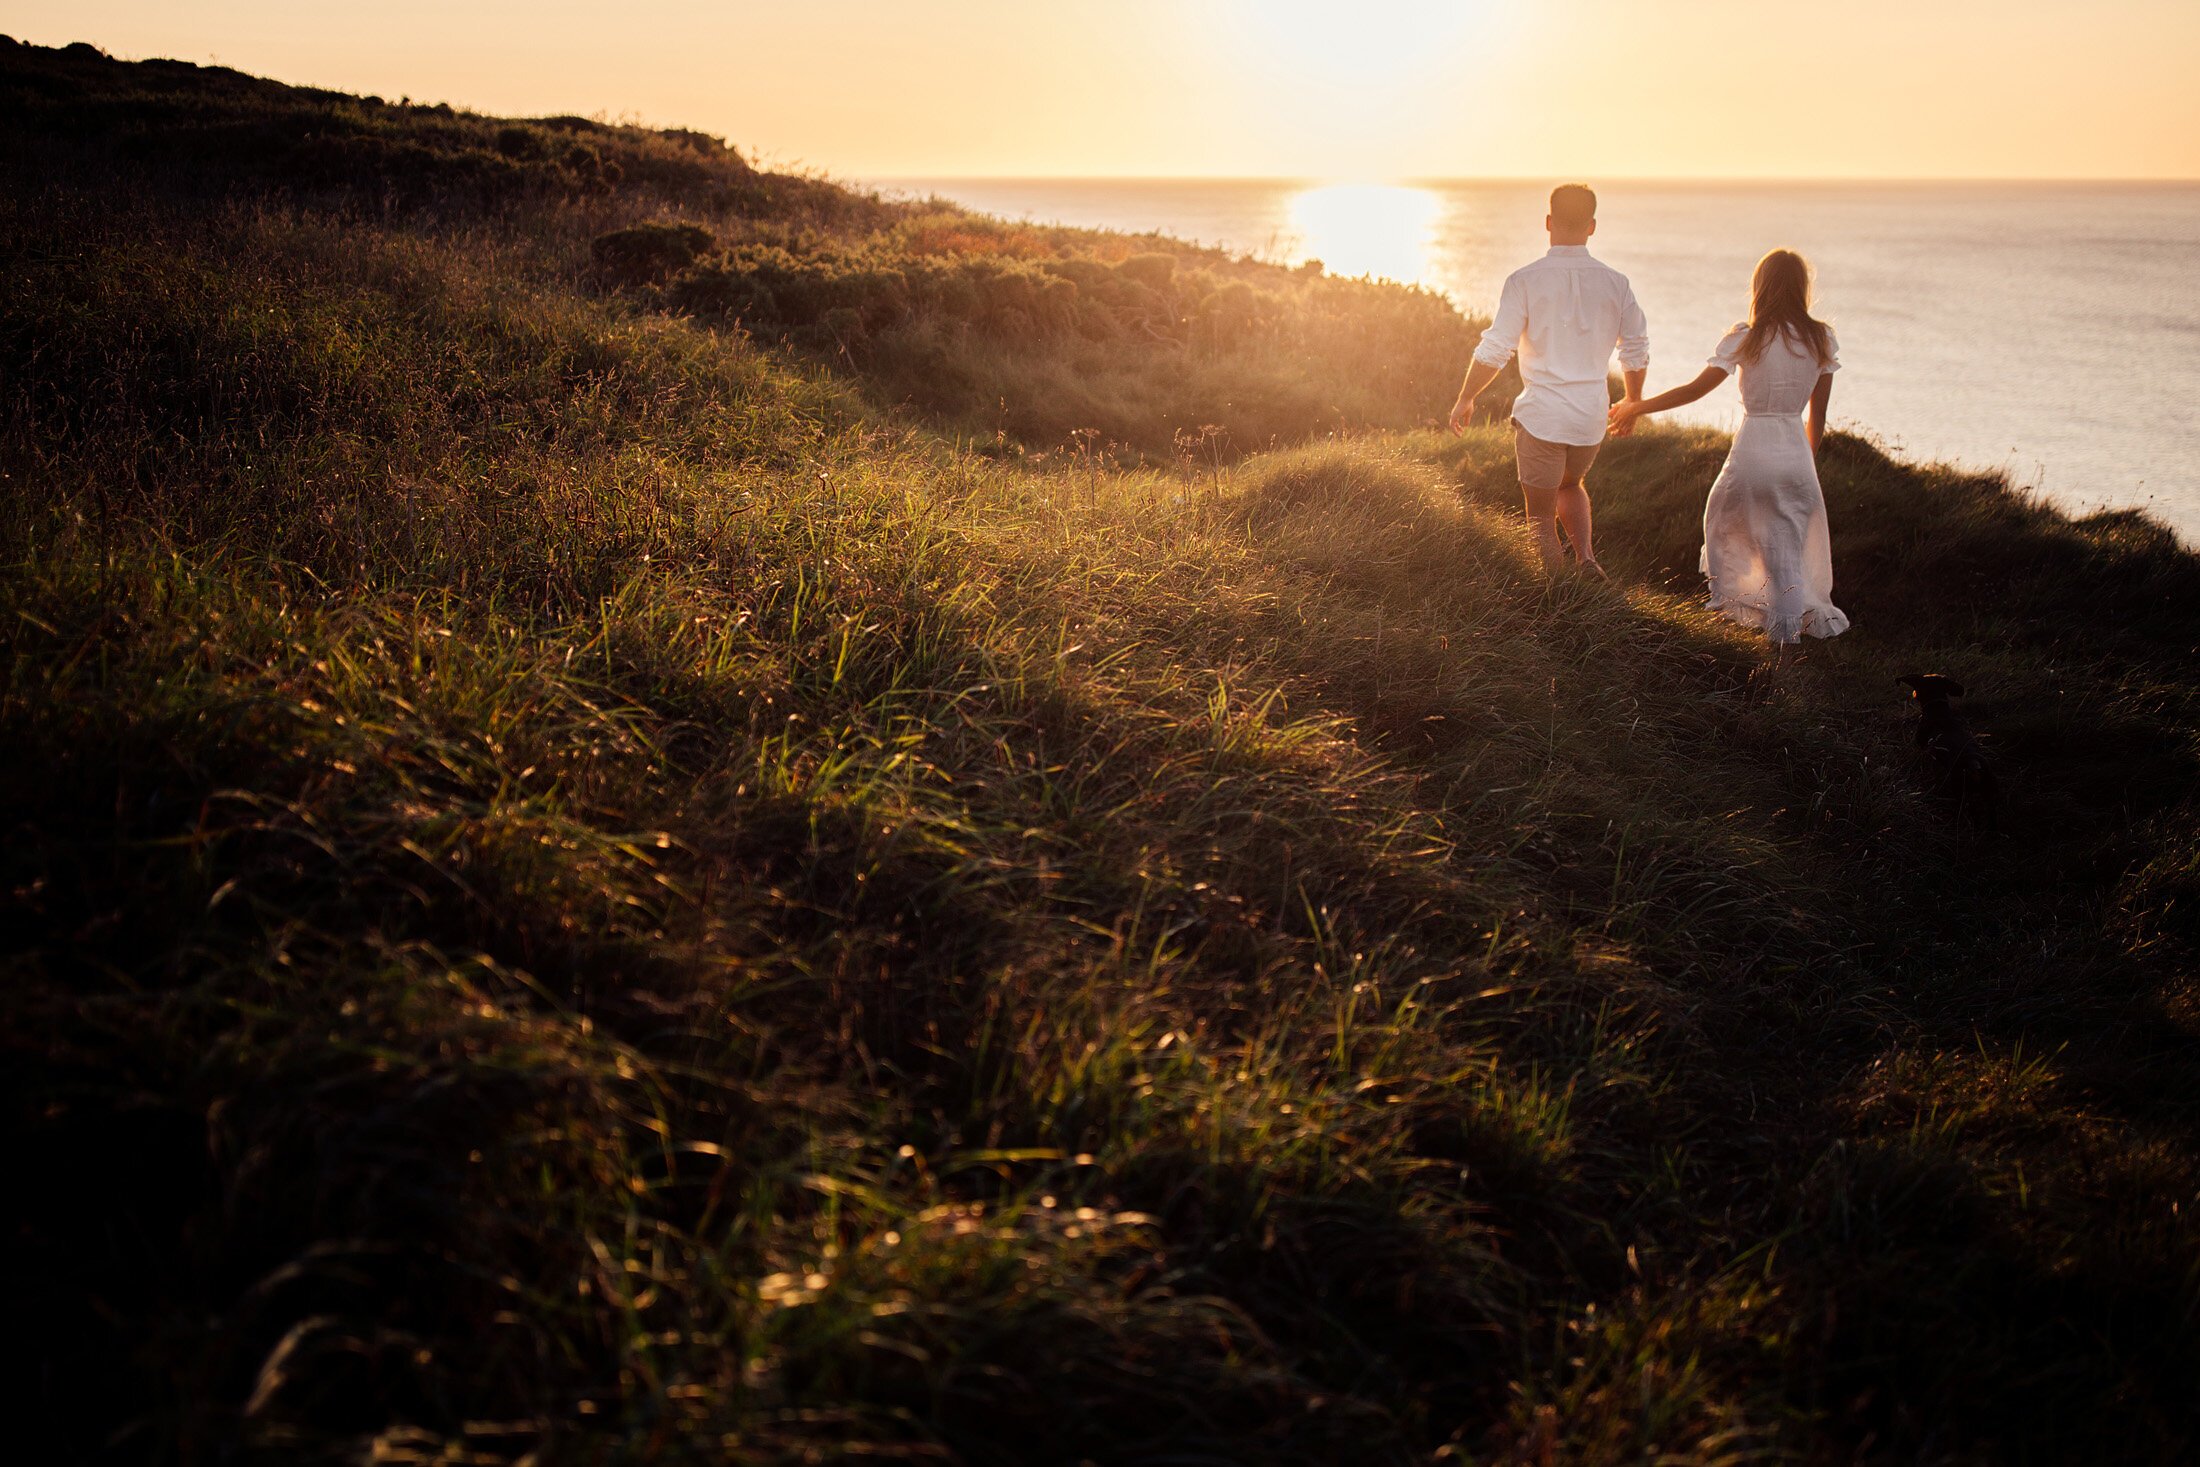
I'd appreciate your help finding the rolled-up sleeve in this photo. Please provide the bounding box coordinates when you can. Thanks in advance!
[1472,272,1525,369]
[1616,281,1650,371]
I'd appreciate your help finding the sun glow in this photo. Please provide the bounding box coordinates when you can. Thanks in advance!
[1217,1,1507,179]
[7,1,2195,178]
[1284,183,1441,287]
[1235,0,1484,87]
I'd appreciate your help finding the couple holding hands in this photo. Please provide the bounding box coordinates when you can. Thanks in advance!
[1450,184,1848,663]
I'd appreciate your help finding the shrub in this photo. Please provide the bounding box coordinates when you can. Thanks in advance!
[592,220,718,285]
[493,124,544,160]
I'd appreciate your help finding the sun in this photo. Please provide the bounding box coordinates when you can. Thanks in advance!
[1285,183,1442,286]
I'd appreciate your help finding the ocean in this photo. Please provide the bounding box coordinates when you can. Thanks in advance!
[877,179,2200,540]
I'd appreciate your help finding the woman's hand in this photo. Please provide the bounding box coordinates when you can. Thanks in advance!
[1611,368,1726,437]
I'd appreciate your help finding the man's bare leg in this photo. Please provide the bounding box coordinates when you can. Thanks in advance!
[1521,481,1567,575]
[1554,476,1603,576]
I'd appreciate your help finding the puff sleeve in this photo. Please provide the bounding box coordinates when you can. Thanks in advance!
[1707,322,1750,374]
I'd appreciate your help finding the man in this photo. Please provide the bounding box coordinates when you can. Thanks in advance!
[1449,184,1648,578]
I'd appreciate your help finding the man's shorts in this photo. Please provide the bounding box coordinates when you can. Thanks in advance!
[1511,419,1602,491]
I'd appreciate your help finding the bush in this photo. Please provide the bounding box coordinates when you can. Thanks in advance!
[593,220,718,284]
[620,225,1487,456]
[0,37,756,210]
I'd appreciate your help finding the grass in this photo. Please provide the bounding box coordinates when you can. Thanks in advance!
[5,36,2199,1467]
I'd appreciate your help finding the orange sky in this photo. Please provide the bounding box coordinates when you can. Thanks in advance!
[9,0,2199,179]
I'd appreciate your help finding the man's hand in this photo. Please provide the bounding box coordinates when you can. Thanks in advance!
[1448,360,1503,436]
[1610,365,1648,438]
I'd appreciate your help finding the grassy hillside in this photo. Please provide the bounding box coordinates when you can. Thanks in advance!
[6,38,2199,1467]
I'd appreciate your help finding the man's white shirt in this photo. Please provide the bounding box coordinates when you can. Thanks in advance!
[1472,245,1650,446]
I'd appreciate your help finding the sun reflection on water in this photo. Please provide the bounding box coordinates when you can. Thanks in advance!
[1284,183,1441,287]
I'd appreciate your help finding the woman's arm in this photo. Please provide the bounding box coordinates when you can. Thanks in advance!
[1807,372,1834,453]
[1608,367,1728,429]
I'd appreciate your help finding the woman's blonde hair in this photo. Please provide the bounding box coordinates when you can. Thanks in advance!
[1741,249,1834,368]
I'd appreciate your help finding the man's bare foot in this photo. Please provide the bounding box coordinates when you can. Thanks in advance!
[1575,558,1609,582]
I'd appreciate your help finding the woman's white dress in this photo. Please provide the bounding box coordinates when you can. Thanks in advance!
[1699,323,1848,644]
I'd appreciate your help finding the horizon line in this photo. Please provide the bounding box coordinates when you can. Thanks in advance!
[862,173,2200,186]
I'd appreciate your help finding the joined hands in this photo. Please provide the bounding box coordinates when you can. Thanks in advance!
[1451,395,1650,438]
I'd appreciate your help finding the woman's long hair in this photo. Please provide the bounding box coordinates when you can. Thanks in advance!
[1741,249,1834,367]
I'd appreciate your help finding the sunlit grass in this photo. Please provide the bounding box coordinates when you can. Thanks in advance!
[7,37,2200,1467]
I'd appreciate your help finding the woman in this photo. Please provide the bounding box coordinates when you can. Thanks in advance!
[1608,250,1848,664]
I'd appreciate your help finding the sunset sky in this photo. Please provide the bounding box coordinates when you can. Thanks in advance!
[9,0,2198,180]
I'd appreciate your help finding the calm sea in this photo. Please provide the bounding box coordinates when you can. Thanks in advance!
[879,179,2200,540]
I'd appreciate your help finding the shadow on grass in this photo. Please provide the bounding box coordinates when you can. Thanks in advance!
[1211,435,2200,1459]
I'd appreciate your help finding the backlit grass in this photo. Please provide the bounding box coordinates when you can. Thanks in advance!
[5,36,2198,1467]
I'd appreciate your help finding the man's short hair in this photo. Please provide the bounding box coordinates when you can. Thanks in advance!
[1550,183,1597,231]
